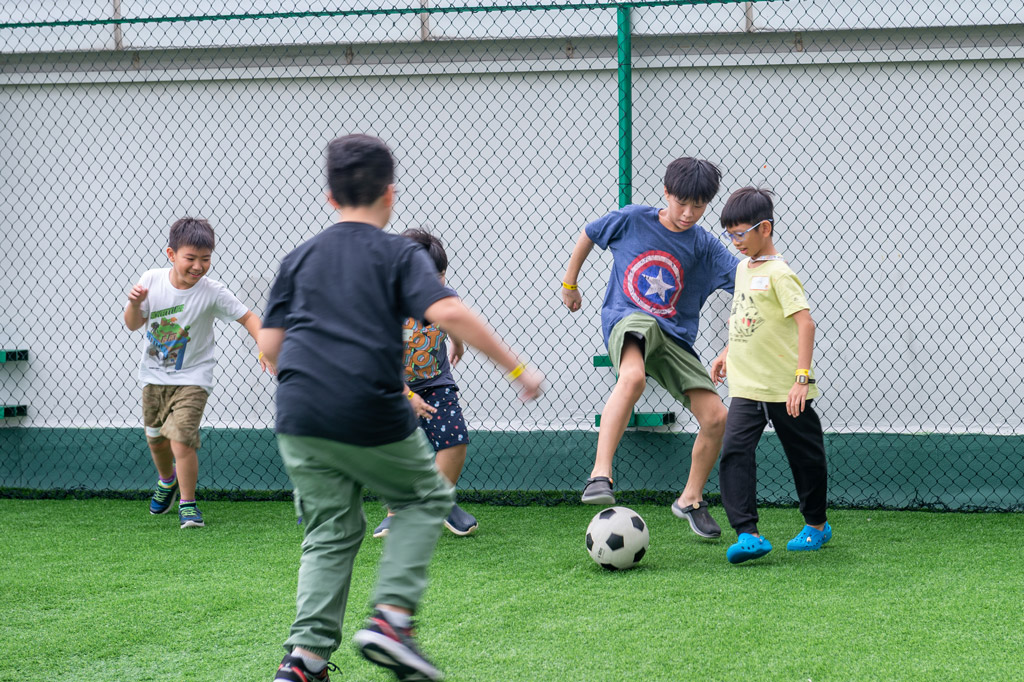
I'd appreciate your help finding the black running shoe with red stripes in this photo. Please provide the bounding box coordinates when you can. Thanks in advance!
[353,610,444,681]
[273,653,337,682]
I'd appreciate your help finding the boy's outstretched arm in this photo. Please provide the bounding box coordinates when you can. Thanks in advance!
[560,227,595,313]
[124,284,149,331]
[238,311,275,374]
[424,297,543,400]
[787,309,816,417]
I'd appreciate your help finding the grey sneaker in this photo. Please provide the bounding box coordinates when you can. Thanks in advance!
[373,515,392,539]
[671,499,721,538]
[581,476,615,505]
[444,504,478,536]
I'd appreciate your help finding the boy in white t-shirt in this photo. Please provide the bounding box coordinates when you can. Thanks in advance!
[124,217,273,528]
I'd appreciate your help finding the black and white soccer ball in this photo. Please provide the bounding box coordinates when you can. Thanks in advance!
[585,506,649,570]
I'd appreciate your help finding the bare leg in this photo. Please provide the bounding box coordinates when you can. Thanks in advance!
[435,444,467,486]
[676,389,727,507]
[170,440,199,501]
[591,338,646,479]
[148,438,174,480]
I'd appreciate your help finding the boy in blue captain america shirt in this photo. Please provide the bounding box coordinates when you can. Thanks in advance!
[561,157,739,538]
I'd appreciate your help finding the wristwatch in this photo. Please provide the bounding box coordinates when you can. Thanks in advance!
[795,369,810,385]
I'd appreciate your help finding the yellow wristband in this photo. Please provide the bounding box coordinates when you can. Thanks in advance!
[407,390,415,400]
[561,282,578,290]
[258,352,264,360]
[795,369,810,377]
[506,363,526,381]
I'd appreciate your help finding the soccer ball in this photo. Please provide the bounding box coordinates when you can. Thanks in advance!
[585,506,649,570]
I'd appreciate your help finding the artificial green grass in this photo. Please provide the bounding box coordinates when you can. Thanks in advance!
[1,500,1022,681]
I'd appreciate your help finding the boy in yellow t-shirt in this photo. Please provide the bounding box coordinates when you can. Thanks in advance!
[710,187,831,564]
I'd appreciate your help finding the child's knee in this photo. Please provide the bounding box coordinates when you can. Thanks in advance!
[701,404,728,434]
[616,368,646,399]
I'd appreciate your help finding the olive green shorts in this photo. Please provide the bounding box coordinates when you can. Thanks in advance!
[142,384,209,450]
[607,313,717,411]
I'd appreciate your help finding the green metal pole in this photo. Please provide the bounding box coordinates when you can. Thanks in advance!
[617,4,632,208]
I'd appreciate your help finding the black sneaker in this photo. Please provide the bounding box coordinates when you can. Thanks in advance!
[354,610,444,681]
[581,476,615,505]
[273,653,337,681]
[444,504,478,536]
[671,499,722,539]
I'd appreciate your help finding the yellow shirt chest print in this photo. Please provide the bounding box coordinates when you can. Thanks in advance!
[727,259,819,402]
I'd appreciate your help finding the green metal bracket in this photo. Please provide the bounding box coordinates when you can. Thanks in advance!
[593,354,613,367]
[2,405,28,418]
[595,411,675,428]
[0,350,29,362]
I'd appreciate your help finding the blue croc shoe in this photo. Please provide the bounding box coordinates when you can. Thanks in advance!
[726,533,773,564]
[787,523,832,551]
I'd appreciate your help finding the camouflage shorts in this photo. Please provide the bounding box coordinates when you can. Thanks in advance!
[142,384,209,450]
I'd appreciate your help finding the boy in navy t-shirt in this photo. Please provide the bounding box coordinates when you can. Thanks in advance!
[561,157,738,538]
[261,135,542,682]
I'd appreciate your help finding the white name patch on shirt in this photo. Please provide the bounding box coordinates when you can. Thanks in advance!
[750,276,770,291]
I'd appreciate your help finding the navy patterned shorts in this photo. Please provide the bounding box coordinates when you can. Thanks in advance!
[416,386,469,451]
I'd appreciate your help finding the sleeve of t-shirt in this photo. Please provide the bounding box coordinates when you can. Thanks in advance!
[397,246,456,321]
[775,271,811,317]
[705,236,741,294]
[263,255,295,329]
[213,282,250,322]
[584,208,631,250]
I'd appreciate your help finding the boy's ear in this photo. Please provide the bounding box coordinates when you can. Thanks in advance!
[166,246,175,262]
[325,190,342,211]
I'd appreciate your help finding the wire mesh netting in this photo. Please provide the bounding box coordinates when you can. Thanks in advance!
[2,1,1022,509]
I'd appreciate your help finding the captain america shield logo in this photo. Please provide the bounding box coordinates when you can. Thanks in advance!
[623,250,683,317]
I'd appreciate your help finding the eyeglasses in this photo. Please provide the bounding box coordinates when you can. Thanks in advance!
[721,219,771,242]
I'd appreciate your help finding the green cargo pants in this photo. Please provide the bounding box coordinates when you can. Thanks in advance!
[278,430,454,659]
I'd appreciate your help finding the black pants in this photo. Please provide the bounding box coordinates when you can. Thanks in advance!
[719,398,828,536]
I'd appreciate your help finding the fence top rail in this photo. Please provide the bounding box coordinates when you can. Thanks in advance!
[0,0,757,31]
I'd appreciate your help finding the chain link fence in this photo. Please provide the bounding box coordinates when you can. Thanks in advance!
[2,1,1022,509]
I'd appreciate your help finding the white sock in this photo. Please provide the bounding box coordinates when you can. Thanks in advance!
[293,651,327,673]
[379,609,412,629]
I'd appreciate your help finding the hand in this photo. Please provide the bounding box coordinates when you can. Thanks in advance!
[787,382,808,417]
[258,354,277,376]
[449,339,465,369]
[710,351,728,385]
[127,284,149,307]
[561,286,582,313]
[409,392,437,419]
[514,366,544,402]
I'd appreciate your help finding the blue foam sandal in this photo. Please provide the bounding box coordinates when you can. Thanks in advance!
[787,522,832,551]
[726,533,773,564]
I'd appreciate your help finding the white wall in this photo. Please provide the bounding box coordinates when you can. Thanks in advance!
[1,1,1022,435]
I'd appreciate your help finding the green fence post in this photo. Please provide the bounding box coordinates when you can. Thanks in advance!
[617,4,632,208]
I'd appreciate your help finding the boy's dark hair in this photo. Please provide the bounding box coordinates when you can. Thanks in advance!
[401,228,448,273]
[663,157,722,204]
[168,217,215,251]
[326,134,395,208]
[720,187,775,235]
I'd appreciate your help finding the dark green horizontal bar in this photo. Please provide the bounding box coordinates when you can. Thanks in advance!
[0,0,757,30]
[595,411,675,427]
[593,354,613,367]
[0,350,29,363]
[1,405,28,418]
